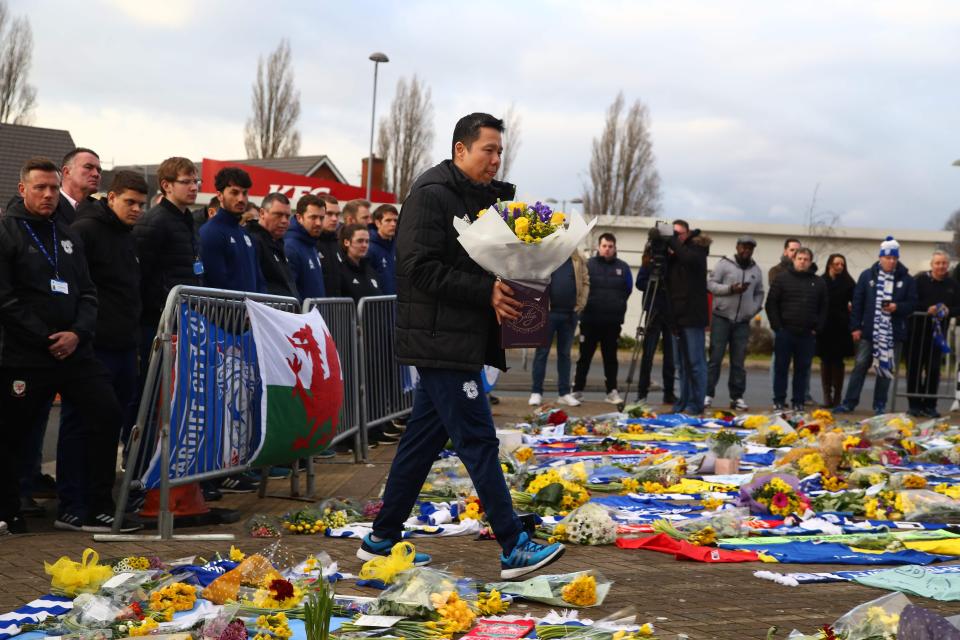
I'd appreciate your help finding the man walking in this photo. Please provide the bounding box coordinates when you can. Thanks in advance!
[246,192,298,298]
[572,233,632,404]
[836,237,918,415]
[529,251,589,407]
[357,112,564,579]
[706,236,764,411]
[765,247,828,412]
[0,158,127,534]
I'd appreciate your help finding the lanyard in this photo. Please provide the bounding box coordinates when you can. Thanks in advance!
[20,219,59,279]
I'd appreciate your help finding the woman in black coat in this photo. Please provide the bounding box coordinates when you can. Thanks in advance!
[816,253,856,407]
[337,223,383,304]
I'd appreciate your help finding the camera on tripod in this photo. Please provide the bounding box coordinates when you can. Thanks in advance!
[645,220,674,279]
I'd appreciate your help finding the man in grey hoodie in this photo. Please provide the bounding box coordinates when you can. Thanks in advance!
[706,236,764,410]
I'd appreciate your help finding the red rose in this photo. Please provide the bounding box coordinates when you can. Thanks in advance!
[269,578,295,601]
[547,410,568,425]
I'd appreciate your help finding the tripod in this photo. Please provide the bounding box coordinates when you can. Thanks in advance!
[622,265,664,408]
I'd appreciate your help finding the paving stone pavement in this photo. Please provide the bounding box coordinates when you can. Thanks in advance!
[2,396,957,639]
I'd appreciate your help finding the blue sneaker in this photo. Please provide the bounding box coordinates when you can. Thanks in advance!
[500,531,565,580]
[833,404,854,414]
[356,534,431,566]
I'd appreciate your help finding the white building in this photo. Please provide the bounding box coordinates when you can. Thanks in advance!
[585,216,953,334]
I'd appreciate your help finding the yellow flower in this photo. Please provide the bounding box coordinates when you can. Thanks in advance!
[128,618,159,637]
[902,474,927,489]
[688,526,717,546]
[627,423,645,434]
[508,202,527,213]
[812,409,834,424]
[797,453,826,477]
[513,217,530,238]
[561,574,597,607]
[642,481,666,493]
[431,591,476,633]
[780,432,798,445]
[477,208,488,217]
[550,212,565,225]
[514,447,534,463]
[572,425,588,436]
[476,589,509,615]
[701,496,724,511]
[742,416,769,429]
[621,478,640,494]
[821,475,848,491]
[935,483,960,499]
[549,523,568,544]
[229,545,245,562]
[639,623,654,636]
[864,498,879,519]
[843,435,861,450]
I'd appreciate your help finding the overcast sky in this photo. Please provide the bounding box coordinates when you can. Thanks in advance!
[9,0,960,229]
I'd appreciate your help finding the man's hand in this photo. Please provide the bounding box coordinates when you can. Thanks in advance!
[492,280,522,324]
[852,329,862,343]
[731,282,747,294]
[48,331,79,360]
[928,304,939,315]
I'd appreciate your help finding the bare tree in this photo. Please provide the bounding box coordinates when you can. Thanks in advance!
[583,92,661,217]
[803,182,842,260]
[497,103,521,182]
[244,39,301,159]
[377,75,434,201]
[0,1,37,124]
[944,208,960,258]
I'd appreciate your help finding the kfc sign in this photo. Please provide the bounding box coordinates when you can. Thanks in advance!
[201,158,396,203]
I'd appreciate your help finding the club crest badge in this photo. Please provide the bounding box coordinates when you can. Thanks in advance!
[463,380,479,400]
[11,380,26,397]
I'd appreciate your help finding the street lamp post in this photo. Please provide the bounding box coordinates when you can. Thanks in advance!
[366,52,389,202]
[545,197,584,213]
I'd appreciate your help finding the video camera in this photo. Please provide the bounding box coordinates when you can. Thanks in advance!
[644,220,674,279]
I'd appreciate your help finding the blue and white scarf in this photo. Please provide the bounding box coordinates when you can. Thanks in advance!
[932,303,951,354]
[872,270,895,378]
[0,595,72,640]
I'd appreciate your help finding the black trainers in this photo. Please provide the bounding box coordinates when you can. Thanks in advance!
[219,475,258,493]
[82,512,143,533]
[1,515,28,534]
[32,473,58,499]
[54,512,84,531]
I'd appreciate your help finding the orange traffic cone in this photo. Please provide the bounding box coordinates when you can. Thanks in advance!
[139,482,210,517]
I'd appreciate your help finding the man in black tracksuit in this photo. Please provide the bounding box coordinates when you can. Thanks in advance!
[573,233,632,404]
[357,113,564,580]
[64,172,147,532]
[765,247,828,411]
[0,158,124,534]
[247,193,298,299]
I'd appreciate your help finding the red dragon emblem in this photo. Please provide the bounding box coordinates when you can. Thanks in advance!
[285,324,343,450]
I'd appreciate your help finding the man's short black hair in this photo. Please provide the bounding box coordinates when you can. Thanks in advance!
[296,193,325,215]
[598,232,617,245]
[214,167,252,192]
[207,197,220,210]
[62,147,99,167]
[672,219,690,231]
[784,237,801,248]
[451,112,503,157]
[373,203,399,221]
[796,247,813,259]
[109,170,149,195]
[261,192,290,211]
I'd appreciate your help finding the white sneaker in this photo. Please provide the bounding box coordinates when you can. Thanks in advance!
[704,395,713,408]
[528,393,543,406]
[731,398,749,411]
[572,391,583,400]
[604,389,623,404]
[558,393,581,407]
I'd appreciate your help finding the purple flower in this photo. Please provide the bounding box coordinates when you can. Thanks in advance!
[531,201,553,223]
[217,620,248,640]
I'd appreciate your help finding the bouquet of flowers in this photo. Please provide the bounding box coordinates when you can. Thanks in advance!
[512,468,590,516]
[556,503,617,545]
[739,474,810,517]
[486,570,612,608]
[453,200,595,348]
[708,429,745,459]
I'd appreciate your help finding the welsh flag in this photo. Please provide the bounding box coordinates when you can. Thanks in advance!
[245,299,344,466]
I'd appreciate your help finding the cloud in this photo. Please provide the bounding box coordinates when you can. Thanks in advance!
[99,0,196,28]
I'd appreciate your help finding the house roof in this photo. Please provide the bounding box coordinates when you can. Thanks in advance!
[113,154,347,184]
[0,124,76,209]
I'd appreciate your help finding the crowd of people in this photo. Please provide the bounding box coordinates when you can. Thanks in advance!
[0,150,403,535]
[532,226,960,419]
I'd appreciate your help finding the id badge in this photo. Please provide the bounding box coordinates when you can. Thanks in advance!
[50,279,69,295]
[193,260,205,276]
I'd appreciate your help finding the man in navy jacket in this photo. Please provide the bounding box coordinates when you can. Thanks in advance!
[367,204,398,295]
[285,194,327,301]
[199,167,265,293]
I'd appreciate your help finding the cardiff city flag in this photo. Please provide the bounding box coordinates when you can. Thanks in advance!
[245,300,344,466]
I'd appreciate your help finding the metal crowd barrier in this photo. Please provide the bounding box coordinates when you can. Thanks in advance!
[302,297,363,463]
[357,295,415,460]
[105,286,300,540]
[891,311,958,413]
